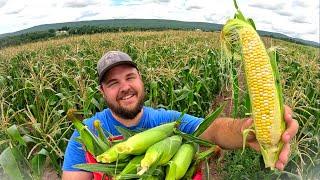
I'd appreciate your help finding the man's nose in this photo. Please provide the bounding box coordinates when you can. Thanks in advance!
[119,81,131,92]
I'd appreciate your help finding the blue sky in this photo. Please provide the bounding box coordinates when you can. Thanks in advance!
[0,0,319,43]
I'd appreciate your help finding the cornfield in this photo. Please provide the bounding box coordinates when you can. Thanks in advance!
[0,30,319,179]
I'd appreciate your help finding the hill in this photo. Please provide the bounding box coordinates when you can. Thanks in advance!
[0,19,319,48]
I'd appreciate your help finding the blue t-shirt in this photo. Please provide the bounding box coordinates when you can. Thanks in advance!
[62,106,203,171]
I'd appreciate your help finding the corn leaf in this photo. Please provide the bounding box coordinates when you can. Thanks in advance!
[192,103,225,137]
[0,147,24,180]
[6,125,27,147]
[31,153,46,179]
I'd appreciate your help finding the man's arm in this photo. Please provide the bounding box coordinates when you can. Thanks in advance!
[200,105,299,170]
[199,117,245,149]
[62,130,93,180]
[62,171,92,180]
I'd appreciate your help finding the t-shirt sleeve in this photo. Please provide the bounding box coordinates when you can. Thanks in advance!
[152,109,203,134]
[179,113,203,134]
[62,130,86,171]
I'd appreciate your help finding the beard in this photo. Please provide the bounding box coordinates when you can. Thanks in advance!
[106,89,145,120]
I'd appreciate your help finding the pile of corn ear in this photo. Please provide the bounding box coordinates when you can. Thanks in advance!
[67,105,224,180]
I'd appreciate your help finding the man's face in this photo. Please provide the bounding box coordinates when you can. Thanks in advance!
[100,64,145,119]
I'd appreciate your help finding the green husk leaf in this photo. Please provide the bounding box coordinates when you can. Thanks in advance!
[94,120,111,147]
[231,53,239,118]
[175,129,215,147]
[115,126,139,140]
[192,103,225,137]
[73,163,126,174]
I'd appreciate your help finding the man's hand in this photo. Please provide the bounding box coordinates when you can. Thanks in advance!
[276,106,299,170]
[241,105,299,170]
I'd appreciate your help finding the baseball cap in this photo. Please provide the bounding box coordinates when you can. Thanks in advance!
[97,51,137,83]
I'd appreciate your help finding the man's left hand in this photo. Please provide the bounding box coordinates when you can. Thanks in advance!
[242,105,299,170]
[275,105,299,170]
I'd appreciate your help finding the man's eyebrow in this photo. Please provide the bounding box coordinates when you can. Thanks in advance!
[126,72,137,77]
[105,78,117,84]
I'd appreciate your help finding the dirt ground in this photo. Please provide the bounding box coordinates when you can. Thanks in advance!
[42,166,60,180]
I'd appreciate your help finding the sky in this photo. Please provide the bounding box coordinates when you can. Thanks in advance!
[0,0,319,43]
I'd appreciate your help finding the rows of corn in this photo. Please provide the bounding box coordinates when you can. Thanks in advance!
[67,108,222,180]
[0,21,319,180]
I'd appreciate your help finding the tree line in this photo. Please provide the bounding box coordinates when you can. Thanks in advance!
[0,25,185,48]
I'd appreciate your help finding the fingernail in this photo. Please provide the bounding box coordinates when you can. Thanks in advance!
[280,163,284,170]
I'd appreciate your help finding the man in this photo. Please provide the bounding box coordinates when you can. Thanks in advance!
[62,51,299,180]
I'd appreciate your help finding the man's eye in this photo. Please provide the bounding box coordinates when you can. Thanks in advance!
[128,76,135,80]
[108,81,118,87]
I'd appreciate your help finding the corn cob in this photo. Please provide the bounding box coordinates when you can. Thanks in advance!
[165,143,195,180]
[220,0,285,169]
[137,135,182,175]
[116,122,176,155]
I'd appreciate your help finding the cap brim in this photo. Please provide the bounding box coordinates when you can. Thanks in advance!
[99,61,137,83]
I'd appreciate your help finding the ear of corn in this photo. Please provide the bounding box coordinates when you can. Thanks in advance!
[67,109,109,156]
[94,120,111,147]
[116,155,144,179]
[96,143,129,163]
[165,143,195,180]
[116,122,176,155]
[137,135,182,175]
[221,0,285,169]
[165,161,176,180]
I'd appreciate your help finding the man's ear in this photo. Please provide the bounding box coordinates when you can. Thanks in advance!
[99,84,104,94]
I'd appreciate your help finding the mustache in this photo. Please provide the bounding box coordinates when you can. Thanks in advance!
[117,89,137,100]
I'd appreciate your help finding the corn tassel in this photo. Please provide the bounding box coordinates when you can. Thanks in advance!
[137,135,182,175]
[220,0,285,169]
[165,143,195,180]
[116,122,176,155]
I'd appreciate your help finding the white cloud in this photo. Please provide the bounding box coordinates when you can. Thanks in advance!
[0,0,8,8]
[0,0,318,43]
[248,1,286,11]
[1,0,26,14]
[290,16,310,24]
[63,0,100,8]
